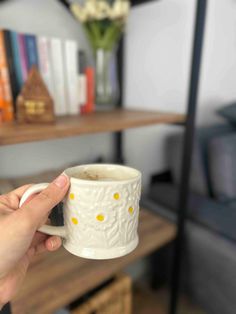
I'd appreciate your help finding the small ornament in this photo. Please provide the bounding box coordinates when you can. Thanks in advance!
[16,66,55,123]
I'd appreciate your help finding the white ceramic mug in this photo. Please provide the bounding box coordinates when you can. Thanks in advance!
[19,164,141,260]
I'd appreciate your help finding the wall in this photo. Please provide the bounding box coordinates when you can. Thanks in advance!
[0,0,113,178]
[124,0,236,188]
[124,0,194,188]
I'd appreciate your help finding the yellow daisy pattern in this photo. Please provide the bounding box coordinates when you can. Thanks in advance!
[69,193,75,200]
[96,214,105,222]
[113,192,120,200]
[128,207,134,215]
[71,217,78,225]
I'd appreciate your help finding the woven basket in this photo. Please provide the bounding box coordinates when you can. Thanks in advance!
[71,273,132,314]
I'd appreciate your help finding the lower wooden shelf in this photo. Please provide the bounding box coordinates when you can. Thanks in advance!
[12,209,176,314]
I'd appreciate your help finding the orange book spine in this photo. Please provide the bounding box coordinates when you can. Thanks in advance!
[0,81,4,123]
[83,67,95,114]
[0,31,14,121]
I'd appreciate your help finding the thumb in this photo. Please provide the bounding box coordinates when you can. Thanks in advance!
[18,174,70,229]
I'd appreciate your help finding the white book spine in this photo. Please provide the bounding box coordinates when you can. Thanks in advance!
[50,38,67,116]
[79,75,87,105]
[37,36,54,98]
[64,40,80,115]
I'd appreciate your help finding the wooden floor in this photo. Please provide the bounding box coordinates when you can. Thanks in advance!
[133,285,206,314]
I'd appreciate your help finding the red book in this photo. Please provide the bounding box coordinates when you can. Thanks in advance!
[81,67,95,114]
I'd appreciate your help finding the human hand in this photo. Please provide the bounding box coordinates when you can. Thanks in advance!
[0,174,70,308]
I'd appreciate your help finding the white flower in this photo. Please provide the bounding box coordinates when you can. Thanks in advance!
[79,203,117,232]
[110,0,130,20]
[84,0,98,20]
[71,3,88,22]
[95,1,111,20]
[71,0,130,22]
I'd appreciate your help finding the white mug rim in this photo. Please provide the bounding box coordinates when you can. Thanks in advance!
[64,164,141,185]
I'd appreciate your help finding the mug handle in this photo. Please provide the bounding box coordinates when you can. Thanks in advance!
[19,183,66,238]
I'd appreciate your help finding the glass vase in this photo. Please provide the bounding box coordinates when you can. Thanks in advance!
[95,48,119,110]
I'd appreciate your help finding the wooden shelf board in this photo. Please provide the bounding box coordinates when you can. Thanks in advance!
[0,109,185,146]
[12,209,176,314]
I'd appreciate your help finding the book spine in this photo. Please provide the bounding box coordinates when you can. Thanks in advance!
[37,36,54,98]
[10,31,24,93]
[0,81,4,123]
[50,38,67,115]
[64,40,80,115]
[78,50,87,108]
[0,31,14,121]
[83,67,95,114]
[79,75,87,107]
[25,34,39,71]
[18,34,28,82]
[4,30,18,107]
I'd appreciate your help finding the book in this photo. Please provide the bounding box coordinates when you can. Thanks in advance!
[25,34,39,71]
[18,33,28,82]
[64,39,80,115]
[0,81,4,122]
[81,67,95,114]
[50,37,67,115]
[10,31,24,93]
[78,50,87,108]
[37,36,54,98]
[0,30,14,121]
[4,30,18,105]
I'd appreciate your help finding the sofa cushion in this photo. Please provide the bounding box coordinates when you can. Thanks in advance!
[166,133,208,196]
[208,133,236,201]
[149,183,236,242]
[218,102,236,126]
[227,199,236,210]
[166,124,236,197]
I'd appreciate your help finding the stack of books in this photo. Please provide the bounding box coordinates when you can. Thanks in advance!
[0,29,95,123]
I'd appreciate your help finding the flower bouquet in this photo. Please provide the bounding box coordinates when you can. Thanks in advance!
[70,0,131,108]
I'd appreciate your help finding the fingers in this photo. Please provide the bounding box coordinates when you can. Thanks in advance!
[18,174,70,229]
[12,184,33,200]
[26,235,62,259]
[33,236,62,255]
[30,231,48,248]
[0,184,32,210]
[45,236,62,252]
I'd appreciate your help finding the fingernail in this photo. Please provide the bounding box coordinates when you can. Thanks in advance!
[50,237,60,249]
[54,174,68,189]
[50,238,55,249]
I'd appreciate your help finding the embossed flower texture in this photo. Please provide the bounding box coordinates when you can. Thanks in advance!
[66,179,141,248]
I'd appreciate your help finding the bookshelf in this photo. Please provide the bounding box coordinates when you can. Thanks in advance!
[0,108,183,314]
[0,109,185,146]
[12,209,177,314]
[1,0,208,313]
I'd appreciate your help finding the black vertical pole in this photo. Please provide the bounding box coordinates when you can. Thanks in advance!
[115,37,125,164]
[169,1,207,313]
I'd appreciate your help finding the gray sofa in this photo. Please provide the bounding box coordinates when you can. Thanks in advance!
[147,123,236,314]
